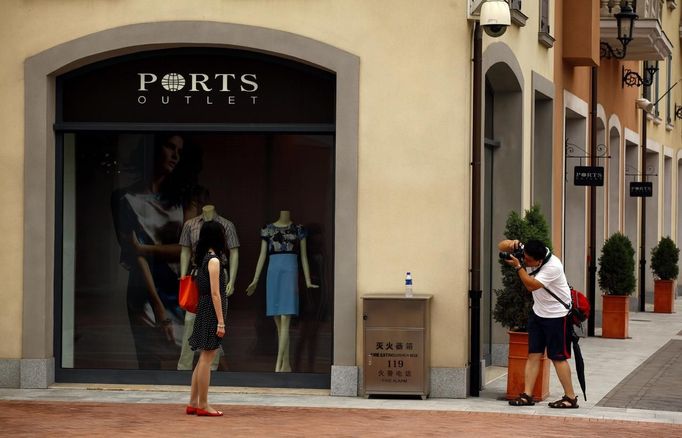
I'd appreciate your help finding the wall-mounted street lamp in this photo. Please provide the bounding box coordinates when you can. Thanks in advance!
[600,2,638,59]
[622,64,659,88]
[674,104,682,120]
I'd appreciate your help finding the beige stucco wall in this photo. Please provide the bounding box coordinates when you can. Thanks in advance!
[645,3,682,244]
[483,0,555,211]
[1,0,474,368]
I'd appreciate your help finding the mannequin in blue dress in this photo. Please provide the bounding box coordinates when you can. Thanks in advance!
[246,210,318,372]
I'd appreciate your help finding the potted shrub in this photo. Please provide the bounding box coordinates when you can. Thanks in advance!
[493,205,551,401]
[650,236,679,313]
[598,232,636,339]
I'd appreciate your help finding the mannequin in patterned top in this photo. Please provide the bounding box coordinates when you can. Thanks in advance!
[246,210,318,372]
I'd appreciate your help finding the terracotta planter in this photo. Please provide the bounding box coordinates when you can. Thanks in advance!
[602,295,629,339]
[654,279,675,313]
[505,331,550,401]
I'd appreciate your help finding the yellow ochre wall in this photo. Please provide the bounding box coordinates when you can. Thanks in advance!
[0,0,475,369]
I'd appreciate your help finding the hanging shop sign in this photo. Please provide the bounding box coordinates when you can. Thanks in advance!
[630,181,653,197]
[58,48,336,124]
[574,166,604,186]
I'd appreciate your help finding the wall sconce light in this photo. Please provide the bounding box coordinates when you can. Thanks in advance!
[600,2,638,59]
[622,64,659,88]
[675,104,682,120]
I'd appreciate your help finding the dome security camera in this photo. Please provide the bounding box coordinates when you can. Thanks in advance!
[480,0,511,38]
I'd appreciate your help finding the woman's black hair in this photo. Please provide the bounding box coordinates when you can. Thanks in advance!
[524,239,548,261]
[195,221,226,265]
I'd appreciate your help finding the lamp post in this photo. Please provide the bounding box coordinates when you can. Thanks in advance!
[600,2,637,59]
[588,66,598,337]
[640,88,647,313]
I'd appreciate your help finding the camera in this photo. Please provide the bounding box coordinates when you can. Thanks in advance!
[499,243,524,261]
[480,0,511,38]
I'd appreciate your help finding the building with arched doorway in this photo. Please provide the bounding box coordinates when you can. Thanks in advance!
[1,1,681,399]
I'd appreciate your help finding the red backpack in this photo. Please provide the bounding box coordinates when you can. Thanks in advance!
[569,288,590,326]
[543,286,591,327]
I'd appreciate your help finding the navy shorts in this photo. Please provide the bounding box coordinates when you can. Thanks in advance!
[528,311,571,361]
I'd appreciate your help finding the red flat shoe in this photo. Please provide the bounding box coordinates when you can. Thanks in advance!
[186,406,198,415]
[196,408,223,417]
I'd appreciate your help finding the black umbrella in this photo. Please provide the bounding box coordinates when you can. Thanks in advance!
[571,329,587,401]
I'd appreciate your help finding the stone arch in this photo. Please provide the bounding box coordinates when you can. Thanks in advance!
[22,21,359,389]
[607,116,622,236]
[481,42,524,367]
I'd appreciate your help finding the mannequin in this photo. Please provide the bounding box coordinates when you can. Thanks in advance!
[177,204,240,370]
[246,210,318,372]
[180,205,239,293]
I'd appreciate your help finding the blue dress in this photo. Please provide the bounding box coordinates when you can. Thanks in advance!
[260,224,307,316]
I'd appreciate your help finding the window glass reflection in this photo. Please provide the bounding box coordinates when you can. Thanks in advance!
[61,132,334,374]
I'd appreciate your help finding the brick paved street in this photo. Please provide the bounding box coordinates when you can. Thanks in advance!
[598,340,682,412]
[2,401,681,437]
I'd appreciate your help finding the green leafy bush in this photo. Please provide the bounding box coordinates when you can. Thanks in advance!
[598,232,635,296]
[493,205,552,331]
[650,236,679,280]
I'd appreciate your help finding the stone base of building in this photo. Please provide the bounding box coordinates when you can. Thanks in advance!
[3,359,466,397]
[330,365,359,396]
[429,367,468,398]
[0,358,54,388]
[0,359,20,388]
[353,366,468,398]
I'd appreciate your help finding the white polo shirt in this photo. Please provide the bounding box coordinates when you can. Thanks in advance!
[527,253,571,318]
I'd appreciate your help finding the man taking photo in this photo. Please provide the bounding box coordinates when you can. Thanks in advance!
[498,239,579,409]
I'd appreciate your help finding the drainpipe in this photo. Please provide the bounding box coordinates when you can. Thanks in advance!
[639,84,648,313]
[588,66,597,337]
[469,21,483,397]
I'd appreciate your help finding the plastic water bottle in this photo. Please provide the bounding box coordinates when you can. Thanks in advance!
[405,272,414,297]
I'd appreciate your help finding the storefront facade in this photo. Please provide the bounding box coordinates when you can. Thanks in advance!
[19,20,361,391]
[6,0,678,398]
[2,2,472,396]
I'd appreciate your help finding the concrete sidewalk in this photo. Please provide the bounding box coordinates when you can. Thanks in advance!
[1,298,682,432]
[480,297,682,424]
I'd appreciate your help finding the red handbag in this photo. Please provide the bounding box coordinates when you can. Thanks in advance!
[179,273,198,314]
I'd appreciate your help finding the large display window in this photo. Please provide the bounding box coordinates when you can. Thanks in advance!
[55,48,336,387]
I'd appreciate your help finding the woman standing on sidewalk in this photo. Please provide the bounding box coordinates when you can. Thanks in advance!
[186,221,227,417]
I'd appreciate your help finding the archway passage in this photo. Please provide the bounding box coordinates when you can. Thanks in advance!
[482,61,523,367]
[564,108,587,292]
[607,126,621,237]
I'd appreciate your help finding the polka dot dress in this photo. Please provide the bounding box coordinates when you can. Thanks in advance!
[189,253,227,351]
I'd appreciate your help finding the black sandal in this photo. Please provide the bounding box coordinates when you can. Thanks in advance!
[508,392,535,406]
[548,395,579,409]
